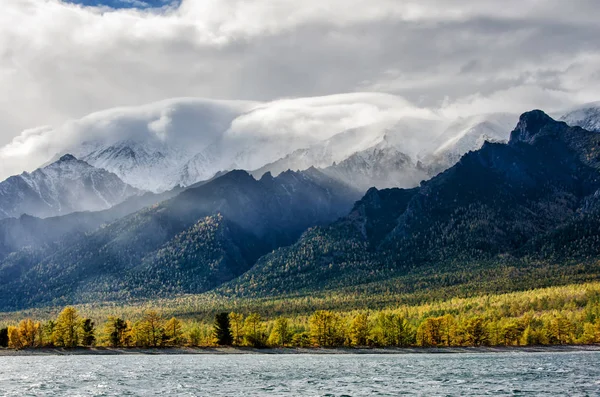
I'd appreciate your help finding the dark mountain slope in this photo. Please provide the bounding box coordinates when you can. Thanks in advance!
[0,188,182,262]
[224,111,600,296]
[0,168,359,309]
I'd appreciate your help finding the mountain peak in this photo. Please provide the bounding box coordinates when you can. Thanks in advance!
[58,154,78,162]
[509,110,556,144]
[259,171,273,182]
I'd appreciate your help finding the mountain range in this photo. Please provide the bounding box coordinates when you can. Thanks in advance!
[224,110,600,296]
[0,167,359,309]
[1,102,600,311]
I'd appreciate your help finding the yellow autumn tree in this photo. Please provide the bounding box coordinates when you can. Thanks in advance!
[134,311,165,347]
[53,307,80,347]
[229,312,244,346]
[164,317,183,346]
[7,326,23,349]
[18,319,40,347]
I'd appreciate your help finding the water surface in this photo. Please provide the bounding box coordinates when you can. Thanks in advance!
[1,351,599,396]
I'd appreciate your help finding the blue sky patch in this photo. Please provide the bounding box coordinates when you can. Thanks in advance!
[63,0,180,10]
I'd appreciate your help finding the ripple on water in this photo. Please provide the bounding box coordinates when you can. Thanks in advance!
[0,351,599,396]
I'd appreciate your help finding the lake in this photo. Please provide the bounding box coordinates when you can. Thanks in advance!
[1,351,599,396]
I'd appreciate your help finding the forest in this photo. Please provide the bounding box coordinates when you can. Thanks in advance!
[2,282,600,349]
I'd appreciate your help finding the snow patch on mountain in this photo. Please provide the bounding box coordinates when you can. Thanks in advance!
[0,155,140,219]
[559,102,600,132]
[424,113,518,175]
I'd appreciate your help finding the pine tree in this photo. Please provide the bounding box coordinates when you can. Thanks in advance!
[104,317,129,348]
[213,312,233,346]
[81,319,96,347]
[0,328,8,348]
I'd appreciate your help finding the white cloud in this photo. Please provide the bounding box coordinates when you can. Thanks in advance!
[0,0,599,177]
[0,93,436,180]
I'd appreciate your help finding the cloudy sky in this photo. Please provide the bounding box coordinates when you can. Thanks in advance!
[1,0,599,177]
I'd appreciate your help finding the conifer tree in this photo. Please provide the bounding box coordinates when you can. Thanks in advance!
[310,310,344,347]
[104,317,129,348]
[0,327,8,348]
[213,312,233,346]
[81,319,96,347]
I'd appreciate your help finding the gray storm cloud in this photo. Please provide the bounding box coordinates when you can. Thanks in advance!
[0,0,599,177]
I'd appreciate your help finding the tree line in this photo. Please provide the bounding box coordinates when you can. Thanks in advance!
[2,286,600,349]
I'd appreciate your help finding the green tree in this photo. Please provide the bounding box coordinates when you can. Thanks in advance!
[164,317,183,346]
[188,325,203,346]
[213,312,233,346]
[104,317,129,348]
[53,307,80,347]
[0,328,8,348]
[464,316,489,346]
[81,319,96,347]
[43,321,56,347]
[229,312,244,346]
[376,313,413,347]
[244,313,267,347]
[350,313,370,346]
[291,332,311,347]
[309,310,344,347]
[269,317,293,347]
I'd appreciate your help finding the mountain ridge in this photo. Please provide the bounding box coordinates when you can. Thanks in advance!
[0,154,140,220]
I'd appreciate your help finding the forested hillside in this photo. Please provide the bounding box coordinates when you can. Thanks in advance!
[224,111,600,296]
[0,168,359,310]
[2,110,600,316]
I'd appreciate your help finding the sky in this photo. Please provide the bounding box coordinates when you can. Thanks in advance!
[1,0,600,177]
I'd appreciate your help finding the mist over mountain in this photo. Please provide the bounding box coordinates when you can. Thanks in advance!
[0,187,181,263]
[4,96,599,197]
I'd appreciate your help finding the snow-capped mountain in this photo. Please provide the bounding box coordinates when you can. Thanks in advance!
[423,113,518,176]
[252,118,443,180]
[0,155,140,219]
[252,114,517,191]
[73,139,193,193]
[62,111,520,193]
[559,102,600,132]
[2,94,437,192]
[322,140,429,191]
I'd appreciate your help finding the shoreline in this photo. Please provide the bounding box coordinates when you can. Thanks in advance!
[1,345,599,356]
